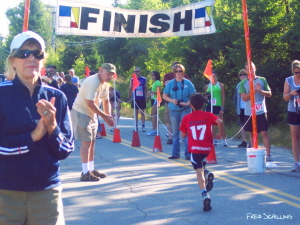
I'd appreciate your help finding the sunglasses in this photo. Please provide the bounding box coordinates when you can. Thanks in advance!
[14,49,44,60]
[239,73,247,76]
[294,72,300,74]
[134,70,140,73]
[175,70,183,73]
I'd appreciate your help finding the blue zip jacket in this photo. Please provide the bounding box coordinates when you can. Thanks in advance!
[0,75,74,192]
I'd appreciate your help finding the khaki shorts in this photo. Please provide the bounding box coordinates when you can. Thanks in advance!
[71,110,98,141]
[0,186,65,225]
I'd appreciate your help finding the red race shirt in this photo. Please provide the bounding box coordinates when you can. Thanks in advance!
[180,111,218,154]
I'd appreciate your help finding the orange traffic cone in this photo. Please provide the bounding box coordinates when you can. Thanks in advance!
[113,128,121,143]
[131,131,141,147]
[100,123,106,136]
[206,145,217,164]
[153,135,163,152]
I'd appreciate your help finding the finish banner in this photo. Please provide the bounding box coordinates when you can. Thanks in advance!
[56,0,216,38]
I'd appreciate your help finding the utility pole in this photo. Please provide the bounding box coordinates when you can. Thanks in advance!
[47,6,56,51]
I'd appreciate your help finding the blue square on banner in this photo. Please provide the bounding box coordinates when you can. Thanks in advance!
[59,6,71,17]
[195,8,205,18]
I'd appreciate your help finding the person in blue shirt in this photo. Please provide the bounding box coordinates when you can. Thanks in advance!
[163,64,196,160]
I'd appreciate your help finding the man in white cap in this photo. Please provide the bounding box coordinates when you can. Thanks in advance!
[71,63,115,181]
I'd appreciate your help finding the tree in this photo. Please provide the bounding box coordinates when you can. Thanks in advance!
[5,0,52,49]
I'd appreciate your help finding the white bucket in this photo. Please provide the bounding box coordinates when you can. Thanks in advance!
[246,148,266,173]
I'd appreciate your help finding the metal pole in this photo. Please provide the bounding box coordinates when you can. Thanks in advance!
[23,0,31,31]
[242,0,258,149]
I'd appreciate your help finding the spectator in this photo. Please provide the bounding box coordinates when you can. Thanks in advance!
[163,62,190,144]
[239,61,276,166]
[47,65,57,78]
[60,71,65,81]
[163,64,196,160]
[47,72,59,89]
[69,68,79,87]
[60,74,79,110]
[180,93,224,211]
[109,86,121,130]
[147,71,162,136]
[204,71,227,147]
[57,77,64,88]
[233,69,249,148]
[71,63,115,181]
[0,30,74,224]
[127,67,147,132]
[283,60,300,172]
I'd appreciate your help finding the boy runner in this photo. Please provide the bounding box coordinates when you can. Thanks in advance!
[180,93,224,211]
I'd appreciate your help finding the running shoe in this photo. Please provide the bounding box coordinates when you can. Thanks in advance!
[146,130,157,136]
[291,163,300,172]
[202,191,212,211]
[204,170,214,192]
[238,141,247,148]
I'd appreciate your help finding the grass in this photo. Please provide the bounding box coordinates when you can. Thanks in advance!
[120,105,292,150]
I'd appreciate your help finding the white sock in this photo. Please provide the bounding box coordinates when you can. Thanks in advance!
[88,161,95,171]
[82,163,89,174]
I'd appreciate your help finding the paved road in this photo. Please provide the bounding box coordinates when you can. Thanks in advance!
[60,117,300,225]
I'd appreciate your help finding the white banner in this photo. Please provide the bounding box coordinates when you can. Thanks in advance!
[56,0,216,38]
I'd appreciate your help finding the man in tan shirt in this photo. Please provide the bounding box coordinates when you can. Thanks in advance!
[71,63,115,181]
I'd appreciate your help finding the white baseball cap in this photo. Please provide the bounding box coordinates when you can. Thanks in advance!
[10,31,45,53]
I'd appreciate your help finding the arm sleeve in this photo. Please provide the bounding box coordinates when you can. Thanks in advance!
[260,77,271,91]
[239,80,246,94]
[45,94,74,160]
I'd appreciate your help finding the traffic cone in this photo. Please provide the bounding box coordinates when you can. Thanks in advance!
[131,131,141,147]
[206,145,217,164]
[153,135,162,152]
[100,123,106,136]
[113,128,121,143]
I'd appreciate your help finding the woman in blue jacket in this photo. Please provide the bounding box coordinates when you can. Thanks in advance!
[0,31,74,224]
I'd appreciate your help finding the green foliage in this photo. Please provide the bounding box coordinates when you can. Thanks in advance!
[72,54,86,78]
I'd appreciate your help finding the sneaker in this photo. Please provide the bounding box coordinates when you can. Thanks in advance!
[202,191,212,211]
[92,169,107,178]
[204,170,214,192]
[291,163,300,172]
[142,126,146,132]
[266,155,274,162]
[167,139,172,145]
[166,133,169,138]
[147,130,158,136]
[223,140,228,147]
[214,139,218,146]
[80,172,100,181]
[134,126,138,132]
[186,156,190,160]
[168,156,179,159]
[238,141,247,148]
[266,155,278,168]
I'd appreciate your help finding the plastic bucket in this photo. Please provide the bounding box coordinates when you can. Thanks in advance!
[246,148,266,173]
